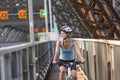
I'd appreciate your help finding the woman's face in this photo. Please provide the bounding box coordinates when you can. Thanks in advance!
[60,31,67,39]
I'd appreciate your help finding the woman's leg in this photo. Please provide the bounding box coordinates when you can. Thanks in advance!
[59,66,66,80]
[71,70,77,80]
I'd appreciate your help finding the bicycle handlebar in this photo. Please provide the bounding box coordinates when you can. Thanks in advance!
[57,61,82,68]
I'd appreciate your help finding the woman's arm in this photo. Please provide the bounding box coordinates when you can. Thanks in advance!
[52,40,61,64]
[73,39,85,63]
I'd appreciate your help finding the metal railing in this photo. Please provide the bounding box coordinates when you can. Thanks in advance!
[0,38,120,80]
[0,41,56,80]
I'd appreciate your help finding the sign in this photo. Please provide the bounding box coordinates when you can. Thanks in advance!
[40,9,46,18]
[18,10,27,19]
[0,11,8,20]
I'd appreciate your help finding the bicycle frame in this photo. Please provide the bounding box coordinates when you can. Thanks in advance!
[66,66,72,80]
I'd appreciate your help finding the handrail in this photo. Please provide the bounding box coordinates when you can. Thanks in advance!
[0,41,49,54]
[74,38,120,45]
[74,38,120,80]
[0,41,56,80]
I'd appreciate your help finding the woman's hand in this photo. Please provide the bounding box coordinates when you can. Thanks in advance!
[52,60,57,64]
[81,58,85,63]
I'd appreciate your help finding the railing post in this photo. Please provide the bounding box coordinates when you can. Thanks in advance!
[110,45,115,80]
[32,46,36,80]
[0,56,6,80]
[26,48,30,80]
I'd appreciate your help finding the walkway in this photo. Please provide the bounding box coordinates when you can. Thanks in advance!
[48,64,86,80]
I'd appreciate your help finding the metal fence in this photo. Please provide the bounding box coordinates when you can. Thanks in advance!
[75,38,120,80]
[1,39,120,80]
[0,41,56,80]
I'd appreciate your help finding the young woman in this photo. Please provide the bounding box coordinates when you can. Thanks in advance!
[52,25,85,80]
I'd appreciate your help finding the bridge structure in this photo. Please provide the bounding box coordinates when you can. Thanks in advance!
[0,0,120,80]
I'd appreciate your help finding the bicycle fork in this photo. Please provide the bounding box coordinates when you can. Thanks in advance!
[68,67,71,77]
[66,67,72,80]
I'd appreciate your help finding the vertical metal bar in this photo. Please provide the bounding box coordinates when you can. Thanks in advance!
[28,0,34,43]
[44,0,48,33]
[49,0,53,32]
[3,54,11,80]
[44,0,49,41]
[26,48,30,80]
[1,56,6,80]
[32,46,36,80]
[53,15,59,40]
[16,52,20,80]
[0,57,1,80]
[19,50,23,80]
[113,0,116,9]
[8,54,12,80]
[16,51,23,80]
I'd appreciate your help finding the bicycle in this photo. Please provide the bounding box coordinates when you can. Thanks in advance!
[57,61,82,80]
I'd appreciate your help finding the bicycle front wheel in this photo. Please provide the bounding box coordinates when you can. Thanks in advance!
[66,76,72,80]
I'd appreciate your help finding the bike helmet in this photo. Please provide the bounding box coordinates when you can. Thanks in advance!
[60,25,73,33]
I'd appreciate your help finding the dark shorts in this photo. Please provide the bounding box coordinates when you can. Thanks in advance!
[58,59,76,70]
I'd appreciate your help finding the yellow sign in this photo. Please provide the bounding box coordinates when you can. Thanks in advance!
[0,11,8,20]
[40,9,45,18]
[18,10,27,19]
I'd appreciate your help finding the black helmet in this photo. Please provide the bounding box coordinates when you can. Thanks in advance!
[60,25,73,33]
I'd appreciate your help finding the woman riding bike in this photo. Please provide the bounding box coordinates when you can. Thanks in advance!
[52,25,85,80]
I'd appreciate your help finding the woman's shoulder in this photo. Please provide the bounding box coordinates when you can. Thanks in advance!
[57,39,62,43]
[56,39,62,46]
[71,38,77,45]
[71,38,76,42]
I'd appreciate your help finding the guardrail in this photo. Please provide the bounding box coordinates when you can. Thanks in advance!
[1,38,120,80]
[75,38,120,80]
[0,41,56,80]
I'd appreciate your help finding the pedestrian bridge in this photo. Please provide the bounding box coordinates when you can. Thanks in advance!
[0,0,120,80]
[0,39,120,80]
